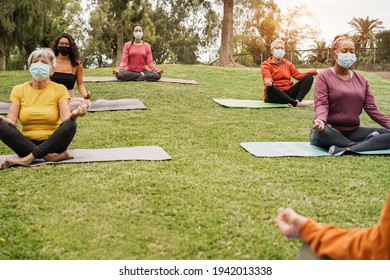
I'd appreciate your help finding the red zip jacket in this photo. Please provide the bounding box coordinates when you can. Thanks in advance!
[260,57,317,100]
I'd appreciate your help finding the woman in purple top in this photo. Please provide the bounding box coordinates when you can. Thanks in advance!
[310,34,390,154]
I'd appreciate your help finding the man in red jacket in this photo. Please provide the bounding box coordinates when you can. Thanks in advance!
[261,39,318,107]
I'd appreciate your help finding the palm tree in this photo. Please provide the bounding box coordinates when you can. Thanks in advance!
[307,39,328,64]
[348,16,383,48]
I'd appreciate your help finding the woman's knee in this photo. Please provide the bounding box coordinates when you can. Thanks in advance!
[302,74,314,82]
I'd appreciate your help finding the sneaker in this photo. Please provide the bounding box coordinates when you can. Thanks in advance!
[328,145,346,155]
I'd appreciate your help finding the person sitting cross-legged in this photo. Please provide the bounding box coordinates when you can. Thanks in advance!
[261,39,318,107]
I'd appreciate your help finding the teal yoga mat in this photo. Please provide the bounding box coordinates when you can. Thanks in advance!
[240,142,390,157]
[213,98,290,108]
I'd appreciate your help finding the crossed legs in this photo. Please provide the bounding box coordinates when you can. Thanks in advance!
[310,124,390,153]
[0,118,77,168]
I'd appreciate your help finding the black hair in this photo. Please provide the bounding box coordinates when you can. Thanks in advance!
[52,32,80,67]
[131,24,144,44]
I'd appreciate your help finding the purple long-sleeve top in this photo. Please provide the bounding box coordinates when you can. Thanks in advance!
[314,68,390,131]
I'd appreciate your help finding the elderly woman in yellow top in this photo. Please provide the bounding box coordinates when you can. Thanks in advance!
[0,48,87,169]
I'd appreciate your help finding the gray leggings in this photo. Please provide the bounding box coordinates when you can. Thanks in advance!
[116,70,161,82]
[310,124,390,152]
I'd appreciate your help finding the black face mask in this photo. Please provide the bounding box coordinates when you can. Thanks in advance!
[58,46,70,56]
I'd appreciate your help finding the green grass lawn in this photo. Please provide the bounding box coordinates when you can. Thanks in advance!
[0,65,389,259]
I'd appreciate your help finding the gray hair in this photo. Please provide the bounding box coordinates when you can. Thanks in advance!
[270,39,285,49]
[27,48,56,68]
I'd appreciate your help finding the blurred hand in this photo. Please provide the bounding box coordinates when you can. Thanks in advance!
[264,79,273,87]
[83,91,92,99]
[276,208,308,239]
[156,69,164,74]
[312,119,325,131]
[113,69,119,75]
[71,103,88,119]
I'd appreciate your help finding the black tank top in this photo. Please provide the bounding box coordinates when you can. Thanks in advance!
[51,72,77,90]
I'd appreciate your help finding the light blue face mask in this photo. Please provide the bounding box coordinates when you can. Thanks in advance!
[29,62,51,81]
[274,49,285,59]
[134,31,143,39]
[337,52,357,68]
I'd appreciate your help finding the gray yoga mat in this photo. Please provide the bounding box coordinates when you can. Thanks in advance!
[240,142,390,157]
[213,98,290,108]
[84,76,199,85]
[88,98,146,112]
[0,102,9,114]
[0,146,172,169]
[1,99,146,114]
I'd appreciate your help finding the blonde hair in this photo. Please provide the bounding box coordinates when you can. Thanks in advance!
[27,48,56,68]
[271,39,285,49]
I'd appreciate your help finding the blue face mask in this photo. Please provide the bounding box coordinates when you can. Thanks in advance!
[274,49,285,59]
[29,62,51,81]
[134,31,143,39]
[337,52,357,68]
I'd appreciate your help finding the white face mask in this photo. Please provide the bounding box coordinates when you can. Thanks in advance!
[274,49,285,59]
[336,52,357,68]
[134,31,143,39]
[29,62,51,81]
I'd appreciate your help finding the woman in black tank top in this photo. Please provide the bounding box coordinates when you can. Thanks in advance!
[51,33,91,111]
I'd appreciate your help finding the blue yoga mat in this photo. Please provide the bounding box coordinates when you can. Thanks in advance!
[240,142,390,157]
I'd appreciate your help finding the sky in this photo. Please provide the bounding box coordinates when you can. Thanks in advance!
[274,0,390,45]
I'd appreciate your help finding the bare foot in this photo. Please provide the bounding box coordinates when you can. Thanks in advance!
[44,151,74,162]
[1,157,30,169]
[296,100,314,107]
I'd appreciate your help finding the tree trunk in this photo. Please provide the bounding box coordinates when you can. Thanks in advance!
[115,13,124,67]
[218,0,241,67]
[0,36,6,71]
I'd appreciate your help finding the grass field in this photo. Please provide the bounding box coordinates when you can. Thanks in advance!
[0,65,389,260]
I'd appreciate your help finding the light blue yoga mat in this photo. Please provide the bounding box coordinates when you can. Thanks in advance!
[213,98,290,108]
[240,142,390,157]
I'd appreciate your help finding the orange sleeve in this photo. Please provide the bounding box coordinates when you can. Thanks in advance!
[260,60,273,82]
[300,193,390,259]
[289,63,317,80]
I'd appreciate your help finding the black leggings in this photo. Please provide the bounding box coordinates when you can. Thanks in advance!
[265,75,314,106]
[310,124,390,152]
[0,118,77,159]
[116,70,161,82]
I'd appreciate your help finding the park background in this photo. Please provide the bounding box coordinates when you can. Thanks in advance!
[1,0,390,260]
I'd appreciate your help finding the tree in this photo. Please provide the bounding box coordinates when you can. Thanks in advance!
[0,1,16,70]
[1,0,83,70]
[348,16,384,48]
[108,0,131,67]
[237,0,281,65]
[279,5,319,50]
[218,0,241,66]
[376,30,390,63]
[307,39,329,65]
